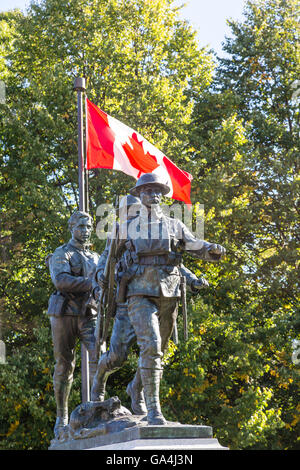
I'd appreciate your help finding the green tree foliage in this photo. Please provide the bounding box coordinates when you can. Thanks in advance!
[0,316,82,449]
[160,0,299,450]
[0,0,299,450]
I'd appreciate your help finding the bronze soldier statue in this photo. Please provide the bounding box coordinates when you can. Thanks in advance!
[90,195,209,414]
[47,211,99,438]
[93,174,225,426]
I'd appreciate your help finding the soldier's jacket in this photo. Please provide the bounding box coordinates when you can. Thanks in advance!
[117,206,221,298]
[95,206,219,298]
[48,238,99,316]
[94,235,199,297]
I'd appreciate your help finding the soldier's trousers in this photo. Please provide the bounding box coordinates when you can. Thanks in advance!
[50,312,97,386]
[127,296,178,370]
[98,303,137,372]
[92,296,178,393]
[91,303,137,400]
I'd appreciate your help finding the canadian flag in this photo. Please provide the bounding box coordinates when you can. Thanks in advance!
[86,99,193,204]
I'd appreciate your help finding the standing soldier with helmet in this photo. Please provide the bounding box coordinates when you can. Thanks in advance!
[91,195,208,414]
[92,173,226,426]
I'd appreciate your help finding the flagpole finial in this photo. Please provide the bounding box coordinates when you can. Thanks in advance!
[73,77,86,92]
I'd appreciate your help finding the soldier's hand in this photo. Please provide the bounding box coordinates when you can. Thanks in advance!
[97,273,108,290]
[208,244,226,257]
[193,278,209,290]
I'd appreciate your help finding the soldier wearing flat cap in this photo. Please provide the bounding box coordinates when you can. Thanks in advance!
[46,211,99,438]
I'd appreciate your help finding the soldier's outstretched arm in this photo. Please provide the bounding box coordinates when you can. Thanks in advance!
[177,220,226,261]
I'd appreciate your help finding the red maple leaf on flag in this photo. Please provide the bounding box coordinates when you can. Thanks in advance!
[121,132,159,177]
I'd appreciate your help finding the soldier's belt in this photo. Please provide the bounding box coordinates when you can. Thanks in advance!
[138,254,180,266]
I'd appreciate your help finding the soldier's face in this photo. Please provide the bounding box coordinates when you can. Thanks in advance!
[139,185,162,207]
[71,217,92,244]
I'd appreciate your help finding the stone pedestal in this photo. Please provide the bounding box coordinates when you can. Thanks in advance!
[48,397,228,451]
[50,423,227,451]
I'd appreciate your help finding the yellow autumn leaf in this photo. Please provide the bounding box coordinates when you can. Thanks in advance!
[7,420,20,437]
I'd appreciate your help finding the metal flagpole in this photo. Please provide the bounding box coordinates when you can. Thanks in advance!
[74,77,85,211]
[73,76,90,403]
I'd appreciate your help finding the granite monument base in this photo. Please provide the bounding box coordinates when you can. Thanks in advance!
[48,397,228,451]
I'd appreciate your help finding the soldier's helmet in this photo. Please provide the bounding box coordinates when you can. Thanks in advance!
[129,173,170,197]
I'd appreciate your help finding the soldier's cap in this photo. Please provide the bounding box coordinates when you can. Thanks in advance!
[68,211,92,230]
[129,173,170,197]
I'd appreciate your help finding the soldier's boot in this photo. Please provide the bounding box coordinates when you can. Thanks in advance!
[53,380,72,439]
[126,368,147,415]
[141,368,167,425]
[90,355,111,401]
